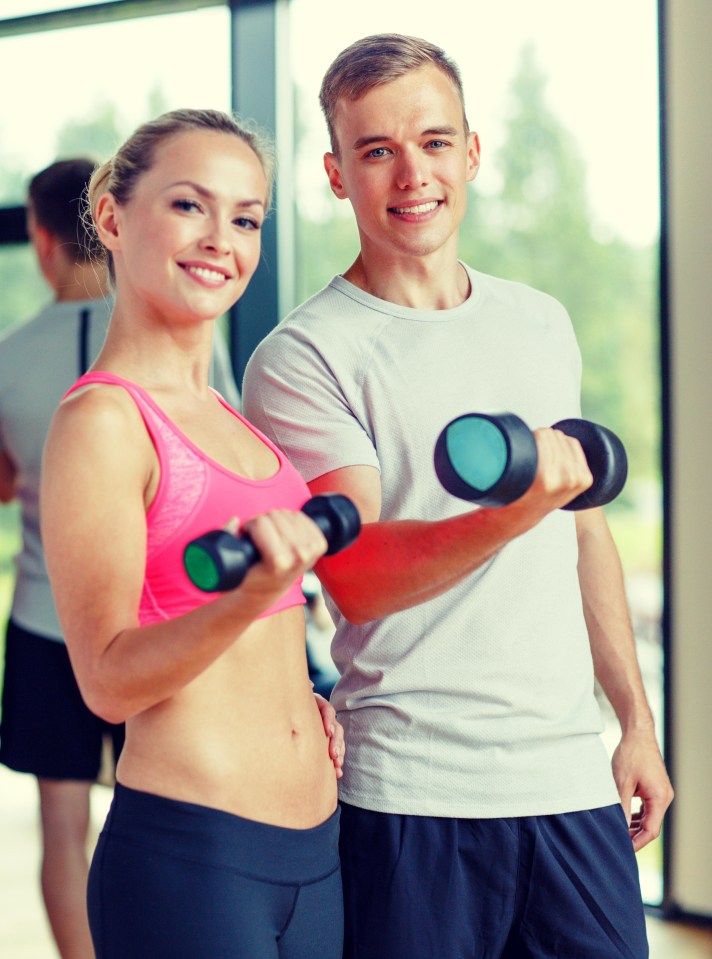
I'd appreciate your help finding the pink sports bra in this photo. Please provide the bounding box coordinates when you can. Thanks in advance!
[64,372,310,625]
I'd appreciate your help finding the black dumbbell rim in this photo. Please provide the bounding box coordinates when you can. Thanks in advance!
[434,412,538,507]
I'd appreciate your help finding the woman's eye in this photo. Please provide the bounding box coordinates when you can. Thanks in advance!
[173,198,201,213]
[234,216,261,231]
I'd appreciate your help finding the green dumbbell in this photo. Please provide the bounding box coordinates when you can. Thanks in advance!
[184,493,361,593]
[434,412,627,511]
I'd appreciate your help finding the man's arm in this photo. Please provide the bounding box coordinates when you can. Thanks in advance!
[576,508,673,850]
[309,426,595,624]
[0,449,17,503]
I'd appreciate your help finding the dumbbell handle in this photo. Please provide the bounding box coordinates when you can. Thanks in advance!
[183,493,360,593]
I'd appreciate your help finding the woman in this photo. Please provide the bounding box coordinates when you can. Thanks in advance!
[41,109,345,959]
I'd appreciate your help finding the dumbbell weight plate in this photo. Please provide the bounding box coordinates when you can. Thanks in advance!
[434,413,538,507]
[552,418,628,511]
[302,493,361,555]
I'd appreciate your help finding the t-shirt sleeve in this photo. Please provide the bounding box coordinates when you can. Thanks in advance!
[243,328,380,483]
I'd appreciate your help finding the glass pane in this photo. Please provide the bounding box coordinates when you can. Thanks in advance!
[290,0,663,905]
[0,5,231,206]
[0,244,47,335]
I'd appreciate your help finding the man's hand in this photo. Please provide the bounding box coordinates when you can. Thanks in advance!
[314,692,345,779]
[611,729,674,851]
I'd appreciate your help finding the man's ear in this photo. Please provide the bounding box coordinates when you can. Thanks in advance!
[30,223,56,264]
[94,193,122,251]
[466,131,481,184]
[324,152,348,200]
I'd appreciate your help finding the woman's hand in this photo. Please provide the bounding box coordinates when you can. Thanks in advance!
[238,509,329,602]
[314,692,345,779]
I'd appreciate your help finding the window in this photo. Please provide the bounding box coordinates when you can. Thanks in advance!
[0,5,231,210]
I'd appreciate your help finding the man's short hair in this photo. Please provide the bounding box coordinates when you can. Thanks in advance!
[28,158,97,263]
[319,33,469,154]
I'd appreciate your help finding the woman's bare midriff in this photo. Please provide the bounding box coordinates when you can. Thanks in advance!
[115,606,338,829]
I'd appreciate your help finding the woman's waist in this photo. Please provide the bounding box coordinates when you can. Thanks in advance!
[117,699,338,826]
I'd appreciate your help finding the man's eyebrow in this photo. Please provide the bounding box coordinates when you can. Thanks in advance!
[351,127,460,151]
[351,135,390,151]
[422,126,459,138]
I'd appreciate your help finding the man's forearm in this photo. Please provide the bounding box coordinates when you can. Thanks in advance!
[576,508,655,732]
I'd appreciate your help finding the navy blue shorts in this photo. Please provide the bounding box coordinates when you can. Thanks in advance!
[0,618,124,780]
[339,801,648,959]
[88,783,344,959]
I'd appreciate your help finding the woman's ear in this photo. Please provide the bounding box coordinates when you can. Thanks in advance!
[94,193,122,251]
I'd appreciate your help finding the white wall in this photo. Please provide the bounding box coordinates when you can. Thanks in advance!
[664,0,712,918]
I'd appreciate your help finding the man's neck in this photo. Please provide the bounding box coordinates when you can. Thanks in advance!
[343,249,471,311]
[53,261,109,303]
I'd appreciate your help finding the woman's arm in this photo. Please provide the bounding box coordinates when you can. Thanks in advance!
[41,387,326,724]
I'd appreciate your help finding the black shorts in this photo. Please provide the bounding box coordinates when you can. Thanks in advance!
[0,618,124,781]
[339,801,649,959]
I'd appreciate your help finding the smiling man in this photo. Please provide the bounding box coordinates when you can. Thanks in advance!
[243,33,672,959]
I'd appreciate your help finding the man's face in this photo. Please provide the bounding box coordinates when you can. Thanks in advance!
[324,64,480,264]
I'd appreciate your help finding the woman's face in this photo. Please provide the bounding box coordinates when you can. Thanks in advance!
[102,128,268,324]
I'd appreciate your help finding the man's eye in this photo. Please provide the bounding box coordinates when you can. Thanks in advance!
[367,147,389,159]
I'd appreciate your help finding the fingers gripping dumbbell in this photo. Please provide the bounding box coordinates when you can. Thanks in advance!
[183,493,361,593]
[434,412,627,511]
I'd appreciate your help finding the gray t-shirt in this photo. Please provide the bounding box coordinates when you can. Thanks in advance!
[243,266,619,818]
[0,297,240,641]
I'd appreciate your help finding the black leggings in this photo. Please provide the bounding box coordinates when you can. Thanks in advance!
[88,783,343,959]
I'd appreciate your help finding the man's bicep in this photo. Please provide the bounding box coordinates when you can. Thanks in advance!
[308,465,382,524]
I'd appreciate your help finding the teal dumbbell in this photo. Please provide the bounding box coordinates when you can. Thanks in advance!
[434,412,627,511]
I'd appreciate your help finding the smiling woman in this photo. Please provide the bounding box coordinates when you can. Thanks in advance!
[38,108,348,959]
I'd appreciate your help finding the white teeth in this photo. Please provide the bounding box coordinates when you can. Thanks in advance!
[186,265,226,282]
[392,200,439,215]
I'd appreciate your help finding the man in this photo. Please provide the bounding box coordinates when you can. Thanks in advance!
[0,158,239,959]
[243,34,672,959]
